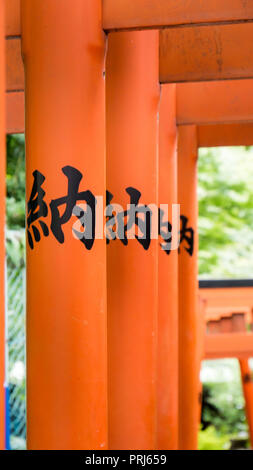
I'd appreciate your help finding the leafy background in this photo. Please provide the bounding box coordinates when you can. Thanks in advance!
[198,146,253,278]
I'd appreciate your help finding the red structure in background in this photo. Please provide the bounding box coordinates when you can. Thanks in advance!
[200,280,253,447]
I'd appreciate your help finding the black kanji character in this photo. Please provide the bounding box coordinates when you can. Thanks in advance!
[49,166,96,250]
[125,187,152,250]
[158,208,172,255]
[27,170,49,249]
[105,191,126,245]
[106,188,152,250]
[179,215,194,256]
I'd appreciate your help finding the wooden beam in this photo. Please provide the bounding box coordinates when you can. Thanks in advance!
[205,333,253,359]
[200,286,253,328]
[200,279,253,288]
[160,23,253,83]
[6,19,253,94]
[5,0,253,35]
[7,45,253,134]
[200,286,253,309]
[103,0,253,31]
[5,0,20,37]
[6,91,24,134]
[7,78,253,136]
[6,0,253,35]
[6,38,24,91]
[205,307,250,323]
[177,79,253,125]
[198,123,253,147]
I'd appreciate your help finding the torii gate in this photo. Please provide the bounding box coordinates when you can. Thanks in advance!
[200,280,253,447]
[1,0,253,451]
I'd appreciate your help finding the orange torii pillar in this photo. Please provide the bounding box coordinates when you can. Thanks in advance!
[197,298,206,426]
[106,31,159,450]
[239,359,253,447]
[157,84,178,450]
[0,0,5,451]
[178,125,199,450]
[232,314,253,447]
[22,1,107,449]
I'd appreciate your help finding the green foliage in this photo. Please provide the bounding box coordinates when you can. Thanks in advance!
[6,134,25,229]
[6,134,26,442]
[201,382,247,436]
[6,134,25,268]
[198,426,231,450]
[198,146,253,277]
[6,229,25,269]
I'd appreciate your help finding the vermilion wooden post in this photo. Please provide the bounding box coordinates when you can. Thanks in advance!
[157,84,178,450]
[239,359,253,447]
[21,0,107,449]
[232,313,253,447]
[197,298,206,427]
[106,31,159,450]
[178,125,199,450]
[0,0,5,451]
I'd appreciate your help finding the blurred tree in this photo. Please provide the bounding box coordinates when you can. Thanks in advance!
[198,147,253,277]
[198,426,231,450]
[6,134,25,229]
[6,134,25,268]
[201,382,247,436]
